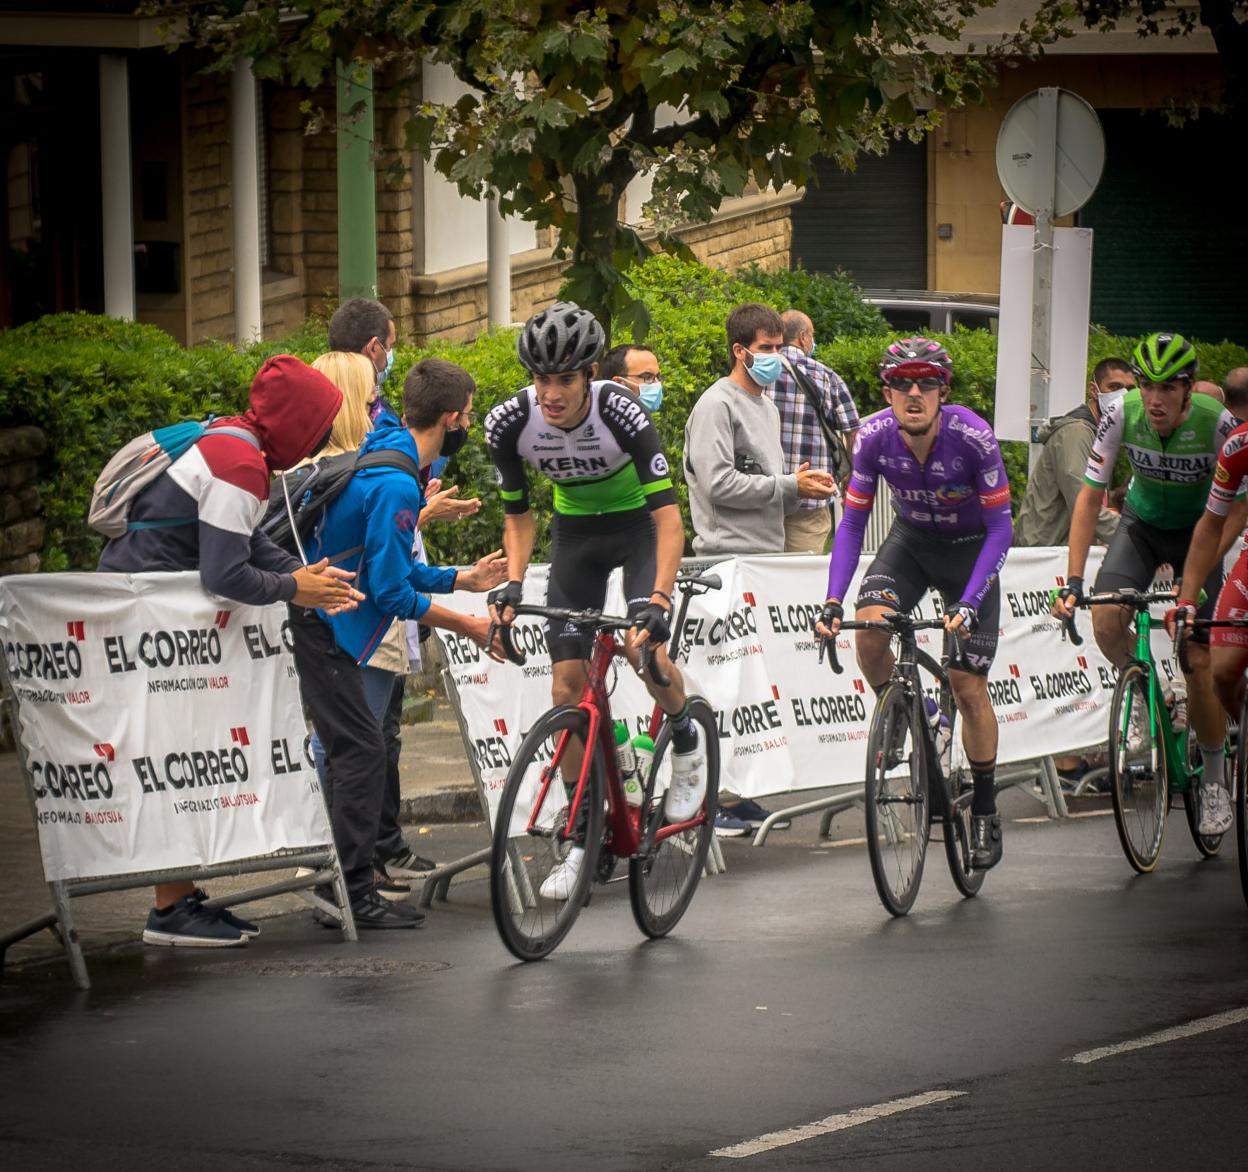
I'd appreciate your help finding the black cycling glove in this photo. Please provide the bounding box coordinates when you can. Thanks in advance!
[631,602,672,646]
[819,600,844,631]
[947,604,978,634]
[1058,576,1084,609]
[488,580,524,621]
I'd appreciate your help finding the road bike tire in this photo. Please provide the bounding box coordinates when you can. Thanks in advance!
[1108,662,1168,874]
[864,683,929,916]
[1181,731,1225,859]
[938,702,985,898]
[489,706,605,961]
[629,696,720,939]
[1237,694,1248,910]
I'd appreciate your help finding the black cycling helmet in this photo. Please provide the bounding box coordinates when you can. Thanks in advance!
[517,301,605,374]
[1132,332,1198,384]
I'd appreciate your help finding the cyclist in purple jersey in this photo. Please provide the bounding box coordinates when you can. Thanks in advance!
[815,338,1013,869]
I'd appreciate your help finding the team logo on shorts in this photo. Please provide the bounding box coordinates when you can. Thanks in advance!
[651,453,669,477]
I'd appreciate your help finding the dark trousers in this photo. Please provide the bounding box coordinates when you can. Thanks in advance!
[374,673,406,863]
[288,606,384,901]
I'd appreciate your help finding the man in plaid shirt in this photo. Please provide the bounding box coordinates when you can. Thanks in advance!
[766,310,861,553]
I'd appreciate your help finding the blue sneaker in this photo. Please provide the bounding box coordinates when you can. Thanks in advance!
[714,808,751,838]
[143,896,247,948]
[189,888,259,937]
[730,797,791,831]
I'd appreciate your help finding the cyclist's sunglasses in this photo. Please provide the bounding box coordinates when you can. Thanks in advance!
[885,376,945,393]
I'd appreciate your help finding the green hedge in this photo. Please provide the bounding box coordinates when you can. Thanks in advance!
[4,261,1248,571]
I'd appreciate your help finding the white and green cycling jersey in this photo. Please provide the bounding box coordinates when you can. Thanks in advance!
[484,380,677,518]
[1084,390,1236,529]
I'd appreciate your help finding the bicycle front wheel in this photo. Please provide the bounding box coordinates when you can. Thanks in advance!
[1181,732,1225,859]
[864,684,929,916]
[489,706,605,961]
[629,696,720,939]
[1109,663,1168,873]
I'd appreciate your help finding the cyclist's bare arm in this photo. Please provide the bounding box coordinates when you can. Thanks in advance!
[650,503,683,603]
[501,511,534,585]
[1218,497,1248,559]
[1055,485,1104,616]
[1177,507,1226,607]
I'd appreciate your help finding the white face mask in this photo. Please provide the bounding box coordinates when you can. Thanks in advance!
[1098,390,1127,416]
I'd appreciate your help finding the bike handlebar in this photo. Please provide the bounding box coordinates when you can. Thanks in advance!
[817,613,969,675]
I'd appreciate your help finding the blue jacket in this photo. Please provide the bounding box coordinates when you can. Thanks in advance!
[307,421,457,664]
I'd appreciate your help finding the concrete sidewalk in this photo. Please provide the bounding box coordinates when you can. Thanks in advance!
[0,698,483,972]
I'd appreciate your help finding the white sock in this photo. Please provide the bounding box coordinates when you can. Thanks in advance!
[1199,743,1224,788]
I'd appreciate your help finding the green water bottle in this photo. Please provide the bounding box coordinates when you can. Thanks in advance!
[614,721,638,801]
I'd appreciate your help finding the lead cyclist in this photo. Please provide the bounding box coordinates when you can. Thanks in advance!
[484,303,707,899]
[1051,332,1237,836]
[814,338,1013,870]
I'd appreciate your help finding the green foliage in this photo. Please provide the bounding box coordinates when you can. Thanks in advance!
[738,265,890,340]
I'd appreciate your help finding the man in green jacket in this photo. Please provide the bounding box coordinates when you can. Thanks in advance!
[1014,357,1134,547]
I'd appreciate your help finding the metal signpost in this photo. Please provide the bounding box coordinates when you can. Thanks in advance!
[995,88,1105,463]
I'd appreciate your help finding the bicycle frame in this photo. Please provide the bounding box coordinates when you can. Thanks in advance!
[1124,608,1191,794]
[892,636,966,820]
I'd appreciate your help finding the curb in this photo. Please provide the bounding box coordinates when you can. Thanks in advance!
[399,787,481,825]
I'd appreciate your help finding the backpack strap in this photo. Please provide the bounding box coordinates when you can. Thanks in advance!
[321,449,423,566]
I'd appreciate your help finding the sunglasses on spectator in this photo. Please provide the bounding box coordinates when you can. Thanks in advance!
[885,376,944,393]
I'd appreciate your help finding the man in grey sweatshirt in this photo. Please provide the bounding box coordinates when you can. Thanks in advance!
[684,302,835,555]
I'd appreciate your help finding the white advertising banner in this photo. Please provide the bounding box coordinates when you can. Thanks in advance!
[438,548,1184,829]
[0,572,333,883]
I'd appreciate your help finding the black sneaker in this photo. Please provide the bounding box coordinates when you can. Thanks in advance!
[143,896,247,948]
[351,890,425,929]
[730,797,791,830]
[381,850,439,878]
[189,888,259,938]
[971,814,1003,870]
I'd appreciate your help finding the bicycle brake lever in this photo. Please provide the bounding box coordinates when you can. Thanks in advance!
[638,641,671,689]
[491,621,526,666]
[818,634,843,674]
[1062,613,1083,647]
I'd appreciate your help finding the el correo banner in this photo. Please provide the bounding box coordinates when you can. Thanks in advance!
[0,572,333,883]
[437,548,1182,830]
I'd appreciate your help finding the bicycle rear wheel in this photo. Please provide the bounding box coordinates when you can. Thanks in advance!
[864,684,929,916]
[1238,693,1248,910]
[1109,663,1168,873]
[489,706,605,961]
[629,696,720,939]
[939,699,984,897]
[1181,732,1225,859]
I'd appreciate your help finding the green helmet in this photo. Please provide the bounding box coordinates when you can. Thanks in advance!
[1132,332,1198,383]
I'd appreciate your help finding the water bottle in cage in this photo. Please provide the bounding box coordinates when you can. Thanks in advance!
[924,696,952,765]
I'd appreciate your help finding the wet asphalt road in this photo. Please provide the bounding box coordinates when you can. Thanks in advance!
[2,803,1247,1171]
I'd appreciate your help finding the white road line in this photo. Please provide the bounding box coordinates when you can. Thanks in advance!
[708,1090,966,1160]
[1067,1006,1248,1065]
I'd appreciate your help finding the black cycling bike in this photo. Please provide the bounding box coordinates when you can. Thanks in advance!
[820,613,983,916]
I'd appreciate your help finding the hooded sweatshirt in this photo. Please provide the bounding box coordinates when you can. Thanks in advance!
[305,420,457,665]
[1015,403,1118,547]
[98,355,343,604]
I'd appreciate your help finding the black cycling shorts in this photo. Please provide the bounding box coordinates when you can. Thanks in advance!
[545,511,656,663]
[854,519,1000,676]
[1094,508,1221,642]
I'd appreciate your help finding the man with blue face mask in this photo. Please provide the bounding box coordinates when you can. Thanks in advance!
[1015,356,1133,547]
[685,303,835,557]
[599,343,665,414]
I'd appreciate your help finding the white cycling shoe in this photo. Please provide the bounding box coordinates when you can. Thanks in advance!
[664,729,708,822]
[538,846,584,901]
[1197,781,1233,836]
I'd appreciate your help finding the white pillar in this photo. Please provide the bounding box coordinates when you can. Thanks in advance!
[486,193,511,328]
[231,58,263,345]
[98,54,135,321]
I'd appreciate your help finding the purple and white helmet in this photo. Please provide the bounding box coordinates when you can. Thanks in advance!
[879,337,953,385]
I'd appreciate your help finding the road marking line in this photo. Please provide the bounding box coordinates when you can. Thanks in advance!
[708,1090,966,1159]
[1066,1006,1248,1065]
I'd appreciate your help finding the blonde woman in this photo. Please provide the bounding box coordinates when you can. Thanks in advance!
[308,351,377,458]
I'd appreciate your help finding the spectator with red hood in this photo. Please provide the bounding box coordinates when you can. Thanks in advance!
[99,355,363,947]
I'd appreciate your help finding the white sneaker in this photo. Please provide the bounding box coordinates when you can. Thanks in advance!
[1197,781,1233,836]
[665,732,708,822]
[538,846,584,901]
